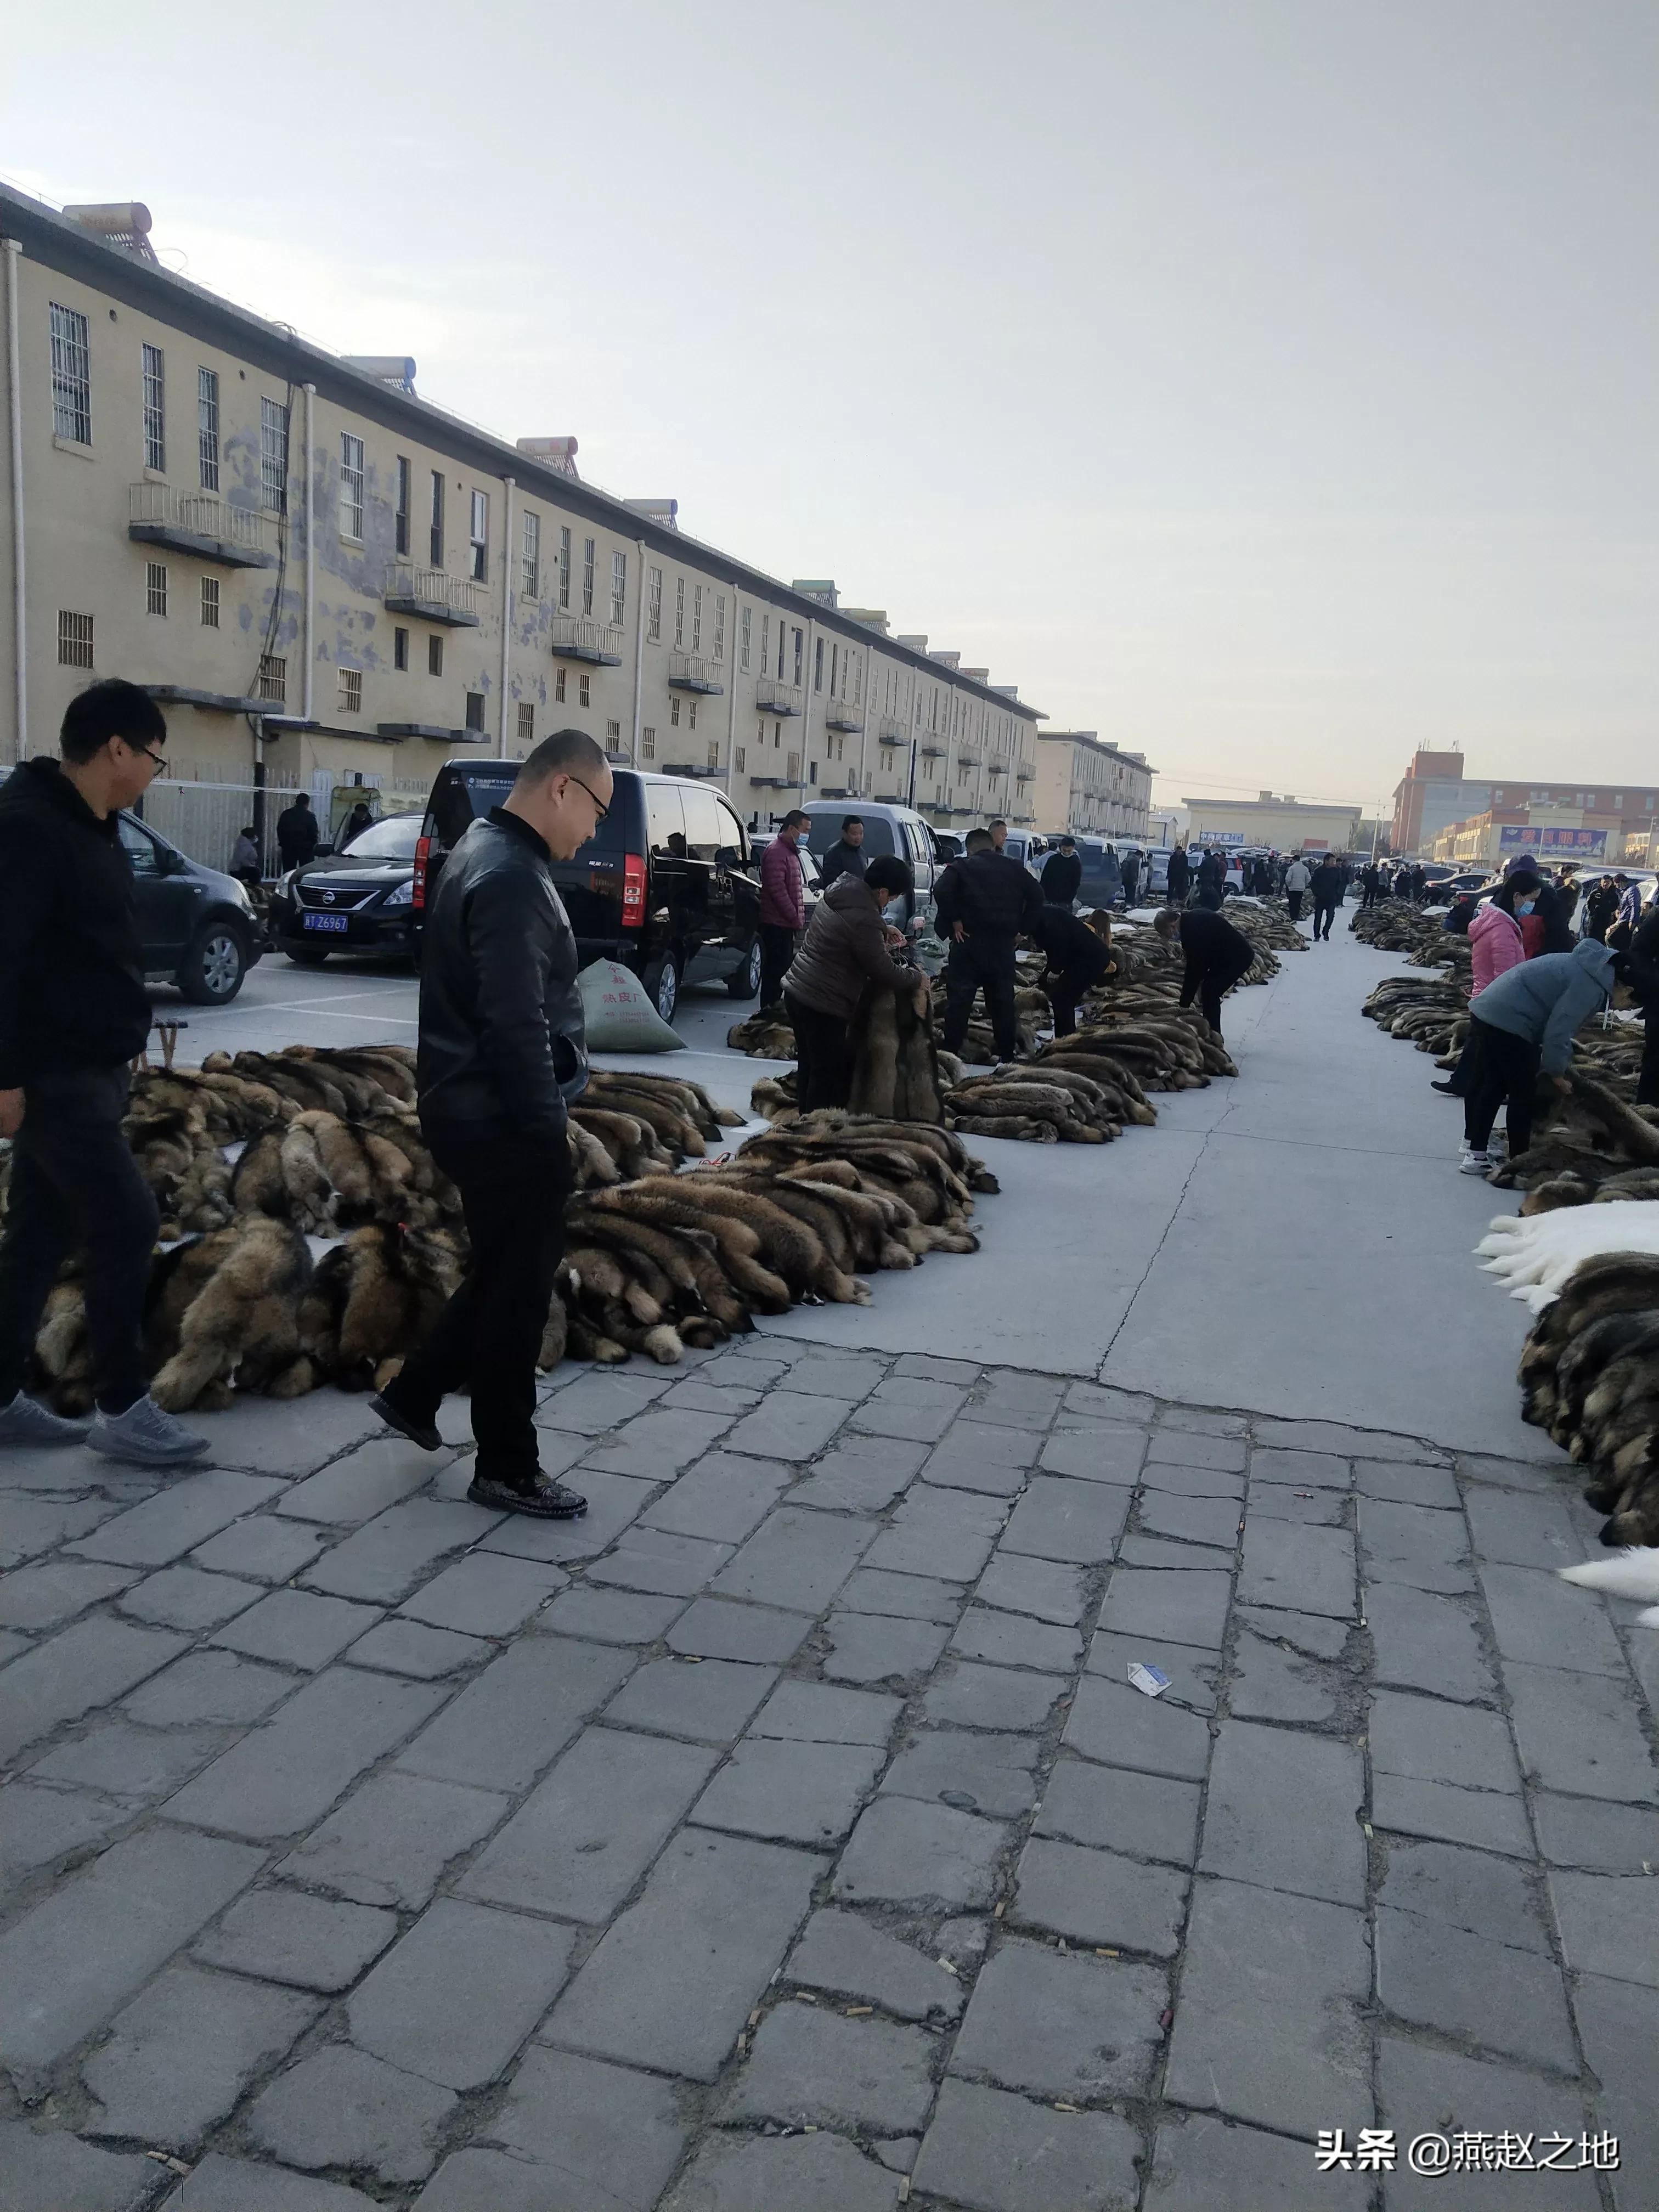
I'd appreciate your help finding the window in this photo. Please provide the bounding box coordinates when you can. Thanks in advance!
[340,433,365,540]
[740,606,752,671]
[428,634,444,678]
[258,653,287,704]
[777,620,787,681]
[141,343,165,472]
[517,702,534,747]
[671,695,681,729]
[198,368,219,492]
[830,644,838,695]
[395,456,411,556]
[689,701,698,731]
[793,628,804,687]
[557,527,572,610]
[809,761,817,784]
[814,637,824,692]
[641,725,656,760]
[647,785,684,856]
[675,577,686,648]
[714,594,726,661]
[337,668,363,714]
[117,817,161,875]
[57,610,94,668]
[261,397,289,512]
[647,566,663,642]
[429,470,444,565]
[470,490,489,582]
[145,561,168,617]
[555,667,566,703]
[735,746,746,773]
[393,625,409,670]
[681,787,727,861]
[465,691,486,732]
[50,303,91,443]
[606,719,622,747]
[759,614,769,675]
[578,672,591,708]
[692,584,703,652]
[200,576,220,628]
[582,537,595,616]
[787,751,801,782]
[610,549,626,628]
[522,511,540,598]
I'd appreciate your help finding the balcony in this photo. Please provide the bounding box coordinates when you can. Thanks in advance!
[987,760,1007,778]
[662,759,724,778]
[384,566,483,627]
[668,652,724,694]
[919,742,947,759]
[876,715,907,747]
[128,484,276,569]
[956,747,982,768]
[755,676,803,718]
[550,615,624,664]
[826,701,865,733]
[1015,764,1035,783]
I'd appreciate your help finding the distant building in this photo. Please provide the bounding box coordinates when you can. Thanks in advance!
[1182,791,1364,854]
[1393,748,1659,857]
[1033,731,1154,840]
[1428,803,1620,871]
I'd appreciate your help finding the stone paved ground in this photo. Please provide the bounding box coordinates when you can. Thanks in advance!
[2,1336,1657,2212]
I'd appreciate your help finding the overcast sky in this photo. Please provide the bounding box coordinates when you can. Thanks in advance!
[6,0,1655,810]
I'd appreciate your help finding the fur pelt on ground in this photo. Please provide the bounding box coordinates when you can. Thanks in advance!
[848,988,946,1123]
[1513,1246,1659,1549]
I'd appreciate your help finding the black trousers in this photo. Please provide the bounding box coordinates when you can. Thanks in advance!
[1285,889,1305,919]
[759,924,799,1011]
[1313,899,1338,940]
[1361,883,1379,909]
[1182,958,1250,1040]
[1044,965,1102,1038]
[943,945,1018,1059]
[785,991,853,1111]
[0,1068,158,1413]
[1464,1019,1539,1157]
[387,1127,572,1485]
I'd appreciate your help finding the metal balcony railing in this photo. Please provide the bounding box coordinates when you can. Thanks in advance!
[826,701,865,732]
[383,567,484,627]
[128,483,278,569]
[755,676,803,717]
[876,715,907,746]
[550,616,625,664]
[668,652,724,693]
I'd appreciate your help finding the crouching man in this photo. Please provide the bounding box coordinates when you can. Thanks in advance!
[371,729,612,1517]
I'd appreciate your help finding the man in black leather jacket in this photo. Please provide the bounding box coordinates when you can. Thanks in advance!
[936,829,1043,1059]
[373,728,612,1516]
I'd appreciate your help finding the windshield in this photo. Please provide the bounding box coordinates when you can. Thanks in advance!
[339,814,424,859]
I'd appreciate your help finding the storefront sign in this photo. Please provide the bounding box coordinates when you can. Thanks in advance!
[1498,826,1607,856]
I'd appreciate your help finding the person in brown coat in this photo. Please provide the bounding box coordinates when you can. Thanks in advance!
[782,856,929,1109]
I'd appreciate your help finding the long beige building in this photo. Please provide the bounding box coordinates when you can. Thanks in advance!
[0,190,1044,855]
[1032,730,1154,840]
[1183,790,1364,854]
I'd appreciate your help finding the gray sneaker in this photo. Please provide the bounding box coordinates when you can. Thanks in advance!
[88,1395,209,1466]
[0,1391,92,1447]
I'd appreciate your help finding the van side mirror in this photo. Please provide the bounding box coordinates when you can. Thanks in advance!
[715,846,742,870]
[162,847,190,876]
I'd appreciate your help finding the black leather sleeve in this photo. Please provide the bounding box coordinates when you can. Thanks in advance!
[462,867,563,1136]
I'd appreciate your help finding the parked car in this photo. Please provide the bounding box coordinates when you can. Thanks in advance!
[414,761,761,1023]
[1000,830,1049,876]
[1066,837,1124,908]
[798,801,938,927]
[117,811,262,1004]
[1136,847,1175,898]
[271,811,425,967]
[929,830,964,865]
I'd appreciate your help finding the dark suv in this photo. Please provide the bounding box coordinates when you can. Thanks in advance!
[415,761,761,1022]
[271,811,424,966]
[117,812,261,1003]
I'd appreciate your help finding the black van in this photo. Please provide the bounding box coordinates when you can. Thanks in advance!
[415,760,761,1024]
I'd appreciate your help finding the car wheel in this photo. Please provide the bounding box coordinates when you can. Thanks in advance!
[285,946,330,968]
[178,923,249,1004]
[643,952,679,1025]
[726,937,762,1000]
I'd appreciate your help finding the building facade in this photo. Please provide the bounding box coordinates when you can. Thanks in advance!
[0,191,1044,857]
[1182,792,1364,854]
[1427,805,1620,870]
[1031,731,1154,841]
[1393,748,1659,859]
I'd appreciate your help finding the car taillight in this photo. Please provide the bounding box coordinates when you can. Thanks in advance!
[622,851,646,927]
[412,836,431,911]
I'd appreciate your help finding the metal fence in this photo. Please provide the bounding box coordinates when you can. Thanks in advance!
[140,774,298,878]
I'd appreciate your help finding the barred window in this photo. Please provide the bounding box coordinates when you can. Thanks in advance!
[340,433,365,540]
[145,561,168,617]
[517,702,534,746]
[465,690,486,732]
[261,397,289,513]
[428,634,444,678]
[50,303,91,443]
[200,576,220,628]
[337,668,363,714]
[258,654,287,704]
[641,725,656,760]
[142,343,165,472]
[198,367,219,491]
[610,549,626,628]
[57,609,94,668]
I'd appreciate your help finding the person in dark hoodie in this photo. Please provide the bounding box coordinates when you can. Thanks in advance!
[0,681,207,1465]
[782,857,929,1108]
[816,816,867,893]
[1165,844,1191,905]
[1031,906,1113,1036]
[935,828,1044,1060]
[1309,854,1345,941]
[1458,938,1620,1175]
[1040,837,1082,909]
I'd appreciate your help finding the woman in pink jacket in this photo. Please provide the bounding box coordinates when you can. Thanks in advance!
[1469,871,1542,998]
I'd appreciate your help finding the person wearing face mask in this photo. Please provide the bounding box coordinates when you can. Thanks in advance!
[1433,871,1542,1101]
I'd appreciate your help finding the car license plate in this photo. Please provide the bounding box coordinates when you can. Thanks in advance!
[303,912,350,933]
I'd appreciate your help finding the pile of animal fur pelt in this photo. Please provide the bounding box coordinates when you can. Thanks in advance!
[1488,1071,1659,1214]
[1361,973,1470,1058]
[1214,898,1308,966]
[1350,899,1474,975]
[1515,1248,1659,1545]
[1040,1009,1237,1091]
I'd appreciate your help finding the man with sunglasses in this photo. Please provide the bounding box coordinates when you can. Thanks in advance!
[372,726,613,1517]
[0,679,207,1464]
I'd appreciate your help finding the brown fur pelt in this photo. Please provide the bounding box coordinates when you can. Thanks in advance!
[301,1223,467,1392]
[848,986,947,1124]
[144,1216,317,1412]
[1516,1251,1659,1545]
[727,1009,797,1058]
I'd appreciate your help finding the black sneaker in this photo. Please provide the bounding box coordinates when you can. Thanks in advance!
[1430,1079,1459,1095]
[467,1475,589,1519]
[369,1392,442,1452]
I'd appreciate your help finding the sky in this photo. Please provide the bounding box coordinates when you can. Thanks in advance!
[4,0,1655,813]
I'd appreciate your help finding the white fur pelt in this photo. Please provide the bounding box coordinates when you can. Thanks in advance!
[1475,1202,1659,1314]
[1560,1548,1659,1627]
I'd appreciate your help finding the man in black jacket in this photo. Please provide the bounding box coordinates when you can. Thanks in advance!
[1153,903,1254,1040]
[1165,845,1191,905]
[1310,854,1345,941]
[276,792,319,870]
[372,727,611,1517]
[1040,838,1082,909]
[935,829,1043,1060]
[1627,900,1659,1105]
[1120,849,1141,907]
[1532,866,1577,955]
[817,816,867,893]
[0,681,207,1465]
[1194,848,1226,911]
[1032,905,1112,1036]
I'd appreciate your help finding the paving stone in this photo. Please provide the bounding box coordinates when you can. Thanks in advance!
[666,1595,812,1663]
[788,1448,921,1514]
[839,1565,964,1622]
[1239,1519,1356,1619]
[1505,1658,1659,1802]
[949,1937,1167,2097]
[1144,1429,1246,1473]
[0,1559,137,1629]
[603,1655,776,1742]
[0,1615,190,1762]
[191,1387,387,1474]
[974,1552,1088,1623]
[923,1659,1068,1731]
[1482,1562,1629,1675]
[691,1737,882,1845]
[167,1666,447,1839]
[83,1960,319,2151]
[1143,2111,1374,2211]
[1115,1531,1233,1572]
[583,1525,733,1594]
[116,1564,264,1631]
[585,1408,742,1481]
[246,2044,458,2186]
[66,1470,286,1565]
[1164,1876,1372,2134]
[420,2050,688,2211]
[122,1648,294,1728]
[1243,1480,1350,1526]
[0,1783,129,1893]
[275,1439,442,1526]
[1364,1580,1498,1702]
[188,1517,328,1584]
[1369,1688,1522,1792]
[397,1635,632,1792]
[962,1371,1065,1426]
[848,1375,967,1442]
[822,1610,951,1685]
[1237,1601,1351,1657]
[1159,1406,1250,1438]
[997,1475,1129,1564]
[864,1491,1006,1582]
[1085,1629,1221,1712]
[1098,1564,1231,1649]
[546,1826,822,2080]
[1353,1456,1462,1508]
[651,1378,765,1418]
[709,1505,876,1611]
[161,2156,377,2212]
[1013,1835,1188,1955]
[1383,1837,1551,1953]
[0,1493,120,1567]
[1549,1868,1659,1987]
[1463,1486,1588,1568]
[882,1729,1040,1819]
[922,1449,1033,1502]
[750,1679,902,1745]
[913,2076,1138,2212]
[210,1587,381,1671]
[1247,1445,1350,1487]
[1228,1627,1344,1725]
[833,1795,1008,1908]
[1200,1723,1365,1904]
[785,1906,964,2020]
[461,1725,718,1921]
[1572,1975,1659,2212]
[662,2129,900,2212]
[0,1828,265,2073]
[347,1619,489,1677]
[1358,1496,1475,1593]
[0,2121,165,2212]
[472,1471,659,1565]
[279,1770,506,1909]
[640,1451,792,1542]
[896,1352,981,1384]
[396,1552,565,1637]
[1064,1672,1213,1781]
[1036,1759,1202,1864]
[1533,1791,1659,1870]
[1138,1488,1242,1549]
[1257,1419,1435,1460]
[1139,1457,1244,1501]
[721,1999,935,2132]
[533,1369,674,1432]
[1370,1773,1536,1857]
[1064,1381,1155,1422]
[195,1887,396,1990]
[949,1602,1083,1672]
[1374,1904,1576,2068]
[697,1348,794,1387]
[932,1415,1045,1469]
[720,1390,852,1459]
[538,1585,685,1645]
[26,1718,224,1805]
[350,1897,575,2090]
[784,1351,890,1400]
[301,1499,492,1606]
[1375,2035,1602,2211]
